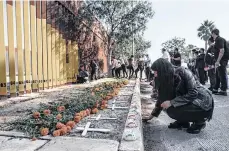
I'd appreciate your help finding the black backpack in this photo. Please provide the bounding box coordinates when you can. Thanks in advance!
[223,39,229,60]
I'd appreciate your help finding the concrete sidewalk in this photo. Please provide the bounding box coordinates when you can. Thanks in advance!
[141,82,229,151]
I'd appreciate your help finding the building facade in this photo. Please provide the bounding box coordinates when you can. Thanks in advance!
[0,0,108,97]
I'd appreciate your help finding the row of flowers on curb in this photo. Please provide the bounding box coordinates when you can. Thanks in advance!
[12,79,129,140]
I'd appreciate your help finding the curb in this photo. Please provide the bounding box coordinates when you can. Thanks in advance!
[119,79,144,151]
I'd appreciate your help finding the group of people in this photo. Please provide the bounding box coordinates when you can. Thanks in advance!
[188,29,229,96]
[77,60,99,84]
[111,54,152,81]
[145,28,228,134]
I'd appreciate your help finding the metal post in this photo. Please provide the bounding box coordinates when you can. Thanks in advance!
[132,1,134,59]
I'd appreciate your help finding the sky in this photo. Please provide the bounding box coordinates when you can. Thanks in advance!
[145,0,229,62]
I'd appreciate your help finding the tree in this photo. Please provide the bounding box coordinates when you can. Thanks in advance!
[161,37,186,53]
[184,44,198,61]
[197,20,215,50]
[85,1,154,69]
[161,37,190,62]
[113,34,151,59]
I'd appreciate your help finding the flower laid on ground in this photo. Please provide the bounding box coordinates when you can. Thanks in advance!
[12,79,129,138]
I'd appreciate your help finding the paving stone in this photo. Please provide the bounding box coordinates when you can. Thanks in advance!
[38,137,119,151]
[0,131,26,137]
[0,137,47,151]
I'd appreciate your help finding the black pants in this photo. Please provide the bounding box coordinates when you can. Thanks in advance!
[77,77,86,84]
[214,60,228,91]
[127,65,134,78]
[204,71,208,82]
[115,67,121,78]
[145,67,150,81]
[121,64,128,78]
[112,68,116,77]
[167,104,212,122]
[198,68,205,85]
[91,69,97,81]
[208,69,216,89]
[135,66,144,80]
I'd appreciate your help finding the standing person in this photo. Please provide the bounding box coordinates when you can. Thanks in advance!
[161,48,171,62]
[111,57,118,77]
[172,48,181,67]
[127,55,134,79]
[121,58,128,78]
[196,48,206,85]
[115,60,122,78]
[135,55,145,81]
[145,54,151,81]
[205,37,216,91]
[145,58,214,134]
[211,29,229,96]
[90,60,98,81]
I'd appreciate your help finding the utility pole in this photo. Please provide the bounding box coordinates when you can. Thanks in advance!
[131,0,135,60]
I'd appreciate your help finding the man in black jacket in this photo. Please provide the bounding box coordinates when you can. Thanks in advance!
[196,48,206,85]
[205,37,216,91]
[211,29,229,96]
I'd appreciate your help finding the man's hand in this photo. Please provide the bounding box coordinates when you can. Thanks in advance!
[215,62,220,68]
[142,114,154,122]
[161,101,171,109]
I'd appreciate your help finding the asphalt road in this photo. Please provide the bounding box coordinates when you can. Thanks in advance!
[141,83,229,151]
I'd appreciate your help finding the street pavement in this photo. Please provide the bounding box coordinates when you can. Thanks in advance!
[141,82,229,151]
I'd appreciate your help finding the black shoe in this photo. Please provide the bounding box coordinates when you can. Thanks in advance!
[212,89,218,94]
[215,91,227,96]
[208,87,213,91]
[186,122,206,134]
[168,121,190,130]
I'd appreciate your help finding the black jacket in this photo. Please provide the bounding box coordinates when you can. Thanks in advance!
[151,67,214,119]
[195,54,205,69]
[205,45,215,65]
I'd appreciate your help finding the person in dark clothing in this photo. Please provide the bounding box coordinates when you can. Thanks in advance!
[188,49,198,76]
[205,37,216,91]
[145,58,214,134]
[111,57,117,77]
[196,48,206,85]
[121,58,128,78]
[135,56,145,80]
[172,48,181,66]
[127,55,134,79]
[211,29,229,96]
[115,61,122,78]
[90,60,98,81]
[77,65,89,84]
[145,54,151,81]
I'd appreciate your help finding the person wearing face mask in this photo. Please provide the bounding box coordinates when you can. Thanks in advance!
[144,58,214,134]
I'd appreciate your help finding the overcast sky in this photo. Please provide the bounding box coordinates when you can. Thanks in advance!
[145,0,229,62]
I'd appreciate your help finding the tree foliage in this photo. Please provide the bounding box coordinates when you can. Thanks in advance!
[161,37,186,53]
[85,0,154,64]
[197,20,215,41]
[113,34,151,59]
[197,20,215,50]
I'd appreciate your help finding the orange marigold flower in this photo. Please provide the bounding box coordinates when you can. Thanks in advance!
[40,128,49,136]
[56,122,65,129]
[57,106,65,112]
[53,130,60,137]
[33,112,40,119]
[56,114,62,120]
[43,109,51,115]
